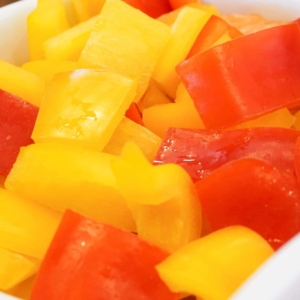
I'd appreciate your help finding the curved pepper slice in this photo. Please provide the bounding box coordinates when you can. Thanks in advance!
[177,23,300,129]
[156,226,273,300]
[31,210,177,300]
[154,127,300,181]
[195,158,300,249]
[112,143,202,252]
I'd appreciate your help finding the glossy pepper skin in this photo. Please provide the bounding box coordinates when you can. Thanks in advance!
[154,127,300,181]
[177,23,300,129]
[0,89,38,176]
[31,210,177,300]
[195,158,300,250]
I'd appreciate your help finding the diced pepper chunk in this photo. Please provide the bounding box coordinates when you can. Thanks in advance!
[32,69,137,151]
[0,60,45,107]
[112,143,202,252]
[71,0,105,22]
[103,117,161,161]
[153,6,211,98]
[157,226,273,300]
[0,248,39,291]
[177,23,300,129]
[31,210,177,300]
[168,0,199,10]
[0,187,61,260]
[195,158,300,249]
[22,60,77,85]
[43,16,97,61]
[0,89,38,176]
[79,0,171,102]
[5,142,135,232]
[125,103,144,126]
[27,0,70,60]
[154,127,300,181]
[123,0,172,18]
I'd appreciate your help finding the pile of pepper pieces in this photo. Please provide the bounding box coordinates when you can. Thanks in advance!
[1,0,300,299]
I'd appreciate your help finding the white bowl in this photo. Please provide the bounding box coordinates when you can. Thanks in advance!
[0,1,300,300]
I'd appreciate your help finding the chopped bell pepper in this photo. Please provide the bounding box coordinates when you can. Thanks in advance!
[5,142,135,232]
[0,187,61,260]
[153,6,211,98]
[27,0,70,60]
[168,0,199,10]
[154,127,300,181]
[0,89,38,176]
[177,23,300,129]
[125,103,144,126]
[32,69,137,151]
[0,248,39,291]
[112,143,202,252]
[31,210,177,300]
[71,0,105,22]
[156,226,273,300]
[195,158,300,249]
[79,0,171,102]
[0,60,45,107]
[103,117,161,161]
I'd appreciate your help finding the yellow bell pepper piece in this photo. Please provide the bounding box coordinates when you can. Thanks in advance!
[5,275,35,300]
[43,16,97,62]
[112,143,202,252]
[103,117,162,161]
[0,187,61,260]
[212,32,232,47]
[153,7,211,99]
[5,142,136,232]
[22,60,77,85]
[32,69,138,151]
[236,108,296,129]
[156,226,274,300]
[27,0,70,60]
[0,60,45,107]
[0,248,39,291]
[79,0,171,102]
[137,80,172,112]
[143,100,205,138]
[72,0,106,22]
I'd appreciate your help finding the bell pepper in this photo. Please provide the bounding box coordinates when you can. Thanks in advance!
[43,16,97,61]
[195,158,300,249]
[123,0,172,18]
[71,0,105,22]
[137,80,172,112]
[22,60,77,85]
[27,0,70,60]
[156,226,273,300]
[154,127,300,181]
[0,187,61,260]
[32,69,137,151]
[5,275,35,300]
[79,0,171,102]
[0,60,45,107]
[188,15,242,58]
[5,142,135,232]
[0,89,38,176]
[153,6,211,98]
[0,248,39,291]
[177,23,300,129]
[168,0,199,10]
[31,210,177,300]
[125,103,144,126]
[112,143,202,252]
[103,117,162,161]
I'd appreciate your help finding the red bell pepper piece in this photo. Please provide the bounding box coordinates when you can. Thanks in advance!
[154,127,300,182]
[123,0,172,18]
[0,89,38,176]
[188,15,243,58]
[177,23,300,129]
[31,210,177,300]
[125,102,144,126]
[195,158,300,250]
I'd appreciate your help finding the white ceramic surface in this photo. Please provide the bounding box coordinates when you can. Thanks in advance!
[0,1,300,300]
